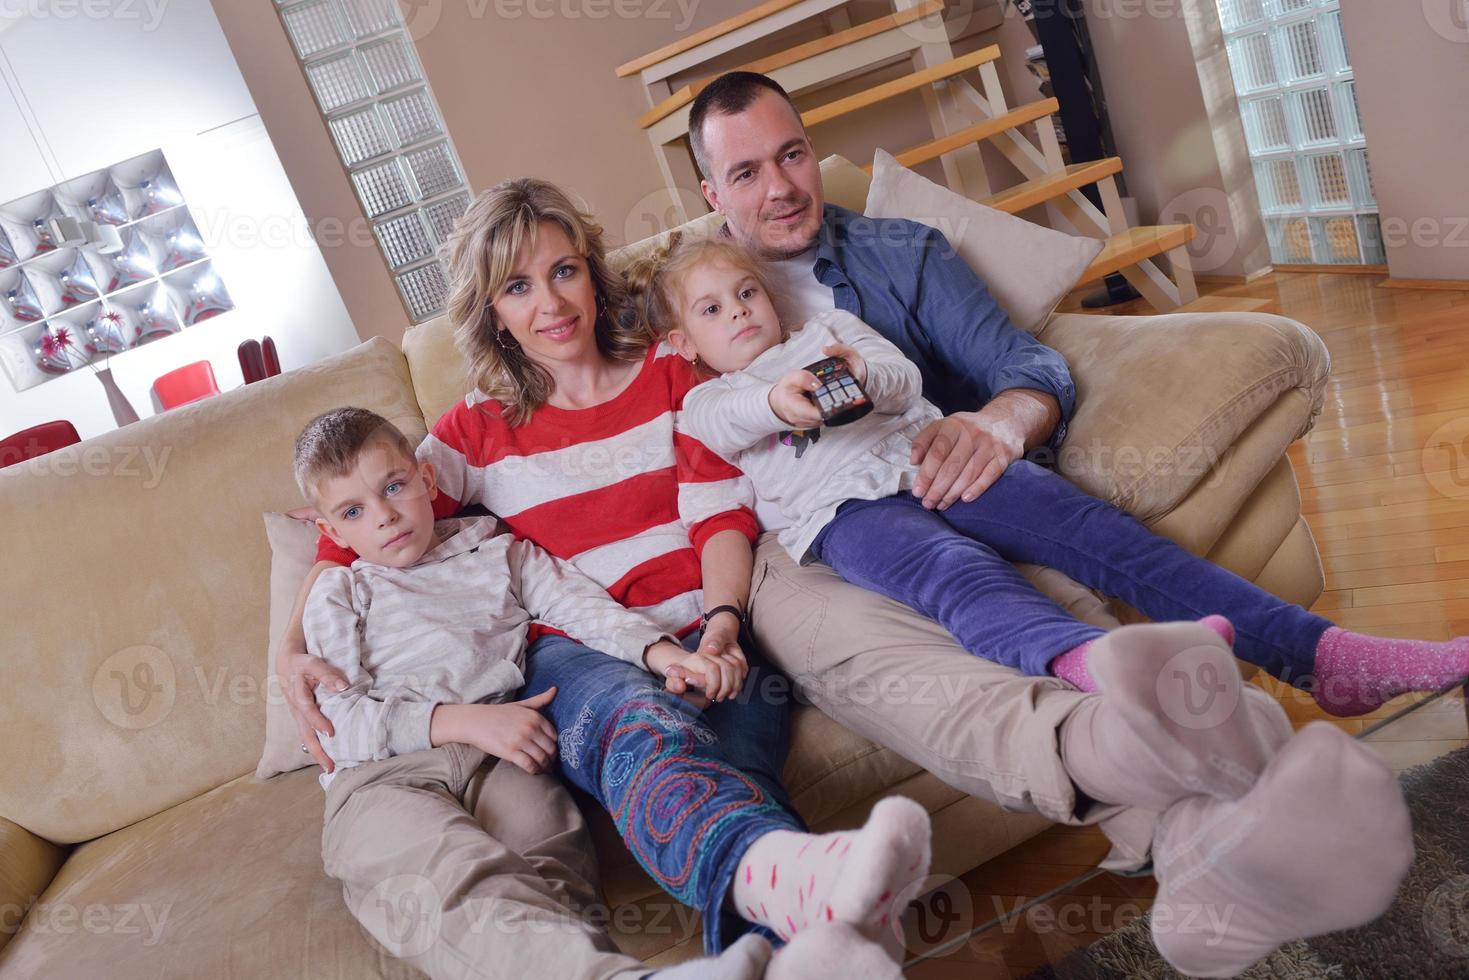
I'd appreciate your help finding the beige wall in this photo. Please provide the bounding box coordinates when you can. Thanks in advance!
[1083,0,1269,281]
[208,0,410,346]
[1339,0,1469,282]
[210,0,1328,349]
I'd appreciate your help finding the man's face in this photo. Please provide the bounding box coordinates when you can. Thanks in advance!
[699,89,825,260]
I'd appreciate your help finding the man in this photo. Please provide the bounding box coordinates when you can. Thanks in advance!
[690,71,1412,976]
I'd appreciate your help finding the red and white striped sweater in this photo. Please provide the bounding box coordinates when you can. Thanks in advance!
[316,343,757,638]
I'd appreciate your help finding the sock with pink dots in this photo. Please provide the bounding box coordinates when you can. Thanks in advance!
[728,797,930,951]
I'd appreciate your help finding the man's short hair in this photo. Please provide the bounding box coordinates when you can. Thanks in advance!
[688,72,802,182]
[293,407,414,502]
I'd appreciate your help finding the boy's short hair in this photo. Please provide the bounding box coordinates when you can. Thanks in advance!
[294,407,414,502]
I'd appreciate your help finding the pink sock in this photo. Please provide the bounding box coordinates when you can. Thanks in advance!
[1049,615,1235,691]
[729,798,931,947]
[1311,627,1469,716]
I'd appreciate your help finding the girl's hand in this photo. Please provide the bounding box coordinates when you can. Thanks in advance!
[822,343,867,385]
[647,638,747,702]
[769,370,823,429]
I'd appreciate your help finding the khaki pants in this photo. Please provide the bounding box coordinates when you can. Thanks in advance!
[747,534,1157,867]
[321,742,648,980]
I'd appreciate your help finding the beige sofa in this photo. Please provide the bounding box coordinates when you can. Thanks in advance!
[0,157,1331,976]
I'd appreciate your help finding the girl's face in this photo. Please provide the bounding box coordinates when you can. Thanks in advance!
[666,257,783,374]
[491,220,601,370]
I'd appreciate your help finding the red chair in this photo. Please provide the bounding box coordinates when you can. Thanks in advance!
[1,420,81,468]
[152,360,222,411]
[238,339,265,384]
[262,336,281,378]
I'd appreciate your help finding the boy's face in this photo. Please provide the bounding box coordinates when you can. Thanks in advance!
[667,258,783,374]
[313,439,440,568]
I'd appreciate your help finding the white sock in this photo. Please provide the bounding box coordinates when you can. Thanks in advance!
[1149,722,1414,977]
[765,921,902,980]
[652,933,772,979]
[729,797,931,950]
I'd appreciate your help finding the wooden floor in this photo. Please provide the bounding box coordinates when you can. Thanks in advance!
[901,270,1469,977]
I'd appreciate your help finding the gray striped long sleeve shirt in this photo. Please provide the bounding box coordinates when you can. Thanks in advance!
[306,516,667,787]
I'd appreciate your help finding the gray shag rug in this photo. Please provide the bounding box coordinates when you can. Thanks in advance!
[1028,745,1469,979]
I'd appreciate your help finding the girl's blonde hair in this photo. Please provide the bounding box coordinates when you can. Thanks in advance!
[443,177,653,426]
[623,232,779,341]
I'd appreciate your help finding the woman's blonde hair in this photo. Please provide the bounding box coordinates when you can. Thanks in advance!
[623,232,779,341]
[443,177,652,426]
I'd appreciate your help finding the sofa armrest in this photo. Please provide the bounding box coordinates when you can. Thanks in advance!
[0,817,67,953]
[1036,310,1330,526]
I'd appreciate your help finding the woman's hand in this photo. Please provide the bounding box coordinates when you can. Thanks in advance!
[646,636,747,702]
[822,343,867,385]
[431,690,560,775]
[768,370,824,429]
[276,639,348,773]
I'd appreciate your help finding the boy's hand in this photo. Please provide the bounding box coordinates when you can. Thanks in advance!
[822,343,867,385]
[768,370,824,429]
[646,638,747,702]
[433,690,559,775]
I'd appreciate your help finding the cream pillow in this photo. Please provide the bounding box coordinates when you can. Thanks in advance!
[256,511,327,779]
[862,148,1104,333]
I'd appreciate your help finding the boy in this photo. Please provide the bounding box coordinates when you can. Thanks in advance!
[293,407,778,980]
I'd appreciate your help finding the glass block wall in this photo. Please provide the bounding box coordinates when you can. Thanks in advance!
[1217,0,1384,266]
[276,0,470,322]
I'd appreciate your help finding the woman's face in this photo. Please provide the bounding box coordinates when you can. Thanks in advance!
[491,220,601,370]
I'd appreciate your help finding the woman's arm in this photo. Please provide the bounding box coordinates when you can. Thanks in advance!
[687,528,754,699]
[274,559,350,772]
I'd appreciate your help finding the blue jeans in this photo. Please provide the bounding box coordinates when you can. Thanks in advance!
[810,460,1334,681]
[521,631,800,953]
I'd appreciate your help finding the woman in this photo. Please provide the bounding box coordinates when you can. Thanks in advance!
[276,178,929,979]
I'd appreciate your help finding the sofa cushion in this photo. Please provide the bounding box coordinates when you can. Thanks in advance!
[1037,310,1330,525]
[863,148,1104,333]
[256,512,332,779]
[0,769,423,980]
[0,711,1020,976]
[0,338,427,846]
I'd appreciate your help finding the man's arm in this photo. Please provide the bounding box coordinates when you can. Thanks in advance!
[908,224,1074,508]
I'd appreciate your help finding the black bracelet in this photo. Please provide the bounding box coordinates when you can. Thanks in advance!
[702,604,744,628]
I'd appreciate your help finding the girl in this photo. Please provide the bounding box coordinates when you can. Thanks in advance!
[632,233,1469,717]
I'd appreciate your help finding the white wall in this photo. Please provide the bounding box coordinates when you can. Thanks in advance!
[0,0,361,440]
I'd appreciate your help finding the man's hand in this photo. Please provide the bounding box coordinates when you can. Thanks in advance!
[909,389,1060,510]
[646,635,747,702]
[432,690,560,775]
[768,370,824,429]
[822,343,867,385]
[277,643,349,773]
[909,412,1022,510]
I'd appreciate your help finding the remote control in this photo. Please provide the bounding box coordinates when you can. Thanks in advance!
[803,356,873,427]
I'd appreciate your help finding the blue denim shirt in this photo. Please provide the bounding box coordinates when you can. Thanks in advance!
[809,204,1076,451]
